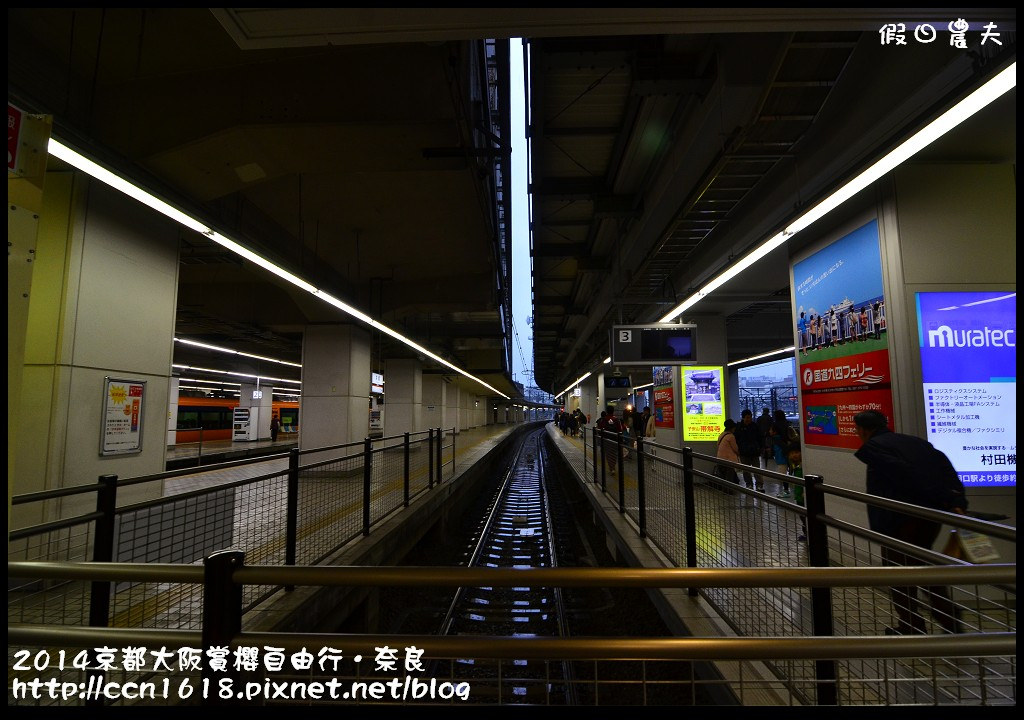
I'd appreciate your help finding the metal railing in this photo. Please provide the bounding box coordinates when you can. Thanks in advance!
[567,425,1017,706]
[8,559,1015,707]
[8,428,459,632]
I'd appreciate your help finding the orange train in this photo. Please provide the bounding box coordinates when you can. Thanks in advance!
[174,395,299,443]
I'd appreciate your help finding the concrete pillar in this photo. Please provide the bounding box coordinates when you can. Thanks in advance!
[301,324,371,452]
[167,377,180,446]
[422,374,446,434]
[446,384,461,434]
[384,358,423,436]
[239,382,274,440]
[13,175,180,526]
[459,390,470,431]
[580,374,599,426]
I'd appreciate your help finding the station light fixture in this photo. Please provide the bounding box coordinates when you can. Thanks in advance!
[171,364,301,385]
[176,377,242,387]
[47,140,510,400]
[632,382,654,391]
[177,385,221,393]
[174,337,301,367]
[555,371,592,402]
[727,346,797,367]
[659,62,1016,323]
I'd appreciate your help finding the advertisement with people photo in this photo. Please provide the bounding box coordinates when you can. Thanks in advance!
[792,219,894,449]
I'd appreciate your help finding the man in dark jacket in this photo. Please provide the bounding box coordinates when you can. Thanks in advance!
[733,409,764,490]
[853,410,964,635]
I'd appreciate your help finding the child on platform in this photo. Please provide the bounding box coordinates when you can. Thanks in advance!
[787,443,807,542]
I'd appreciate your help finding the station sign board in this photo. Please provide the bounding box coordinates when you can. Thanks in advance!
[611,324,697,366]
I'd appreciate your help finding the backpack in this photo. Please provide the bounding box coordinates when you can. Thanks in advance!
[905,440,968,512]
[925,449,968,512]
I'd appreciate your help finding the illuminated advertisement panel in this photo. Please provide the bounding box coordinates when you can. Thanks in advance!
[652,365,675,428]
[682,366,724,441]
[916,291,1016,488]
[794,219,894,449]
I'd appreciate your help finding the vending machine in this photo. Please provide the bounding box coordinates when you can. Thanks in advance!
[232,406,260,441]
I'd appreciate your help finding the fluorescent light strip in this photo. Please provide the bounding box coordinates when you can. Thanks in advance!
[728,346,797,367]
[661,62,1016,323]
[556,371,592,401]
[175,337,302,368]
[632,382,654,391]
[48,140,510,400]
[172,364,301,385]
[603,357,611,364]
[48,139,212,235]
[177,377,243,387]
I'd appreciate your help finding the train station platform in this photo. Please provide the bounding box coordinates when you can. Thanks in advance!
[161,423,522,497]
[543,422,1016,706]
[164,436,299,470]
[9,423,530,635]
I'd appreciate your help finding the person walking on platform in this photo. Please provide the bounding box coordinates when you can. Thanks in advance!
[597,405,624,474]
[769,410,797,497]
[270,414,281,442]
[853,410,966,635]
[637,406,653,439]
[756,408,773,465]
[572,408,586,438]
[786,444,807,542]
[715,419,741,489]
[733,409,764,491]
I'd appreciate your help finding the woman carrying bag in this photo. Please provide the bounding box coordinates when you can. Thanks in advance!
[715,419,741,489]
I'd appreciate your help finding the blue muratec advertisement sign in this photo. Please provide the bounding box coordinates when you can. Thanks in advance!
[916,291,1016,488]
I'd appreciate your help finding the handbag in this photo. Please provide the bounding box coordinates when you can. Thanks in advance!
[942,529,1000,563]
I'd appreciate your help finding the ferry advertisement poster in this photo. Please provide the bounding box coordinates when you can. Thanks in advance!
[916,291,1016,488]
[792,219,893,449]
[800,349,895,449]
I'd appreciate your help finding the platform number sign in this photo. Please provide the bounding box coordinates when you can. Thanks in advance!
[619,330,633,343]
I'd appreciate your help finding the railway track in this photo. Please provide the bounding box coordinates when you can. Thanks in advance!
[437,428,576,703]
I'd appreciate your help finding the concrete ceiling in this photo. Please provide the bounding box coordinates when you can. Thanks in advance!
[527,11,1016,391]
[8,8,1016,399]
[9,7,518,399]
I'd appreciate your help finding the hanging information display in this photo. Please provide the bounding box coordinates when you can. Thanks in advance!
[916,291,1016,488]
[611,324,697,365]
[682,366,725,441]
[101,377,146,455]
[794,219,894,449]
